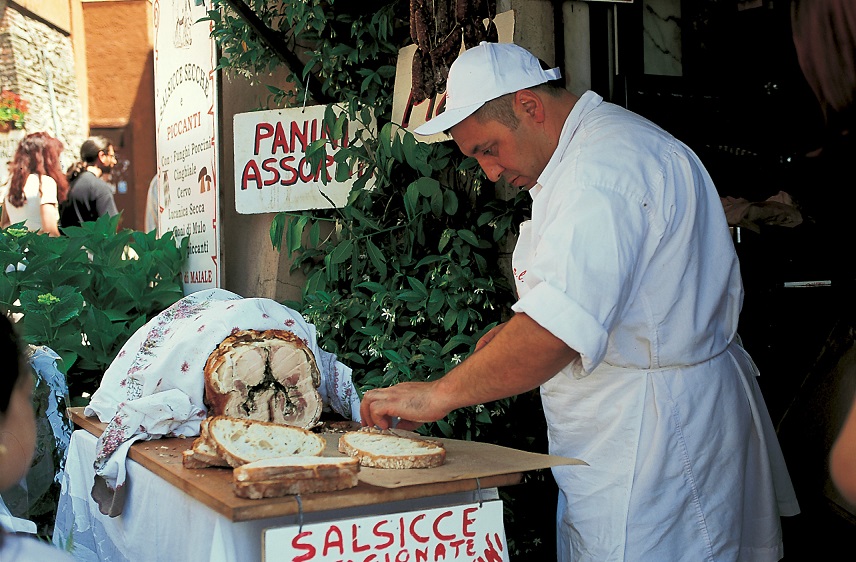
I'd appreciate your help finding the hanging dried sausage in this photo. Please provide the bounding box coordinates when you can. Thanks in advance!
[412,47,435,103]
[412,0,432,52]
[430,27,463,90]
[463,20,486,49]
[410,0,418,44]
[455,0,468,23]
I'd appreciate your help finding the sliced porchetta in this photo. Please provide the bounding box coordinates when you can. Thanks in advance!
[203,329,323,429]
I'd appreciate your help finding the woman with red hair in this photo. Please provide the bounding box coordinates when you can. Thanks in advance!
[0,132,69,236]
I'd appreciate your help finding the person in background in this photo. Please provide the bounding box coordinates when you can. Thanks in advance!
[0,132,68,236]
[0,160,13,212]
[144,173,158,234]
[791,0,855,129]
[791,0,856,505]
[360,42,799,561]
[60,136,119,229]
[0,314,75,560]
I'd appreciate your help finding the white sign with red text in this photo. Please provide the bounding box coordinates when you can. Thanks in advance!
[263,500,509,562]
[234,104,375,213]
[153,0,220,293]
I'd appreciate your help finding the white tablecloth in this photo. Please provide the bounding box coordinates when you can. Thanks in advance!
[54,430,497,562]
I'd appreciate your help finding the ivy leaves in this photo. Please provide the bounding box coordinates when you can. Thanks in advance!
[204,0,402,115]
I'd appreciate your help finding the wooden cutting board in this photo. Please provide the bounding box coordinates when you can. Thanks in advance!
[69,407,583,522]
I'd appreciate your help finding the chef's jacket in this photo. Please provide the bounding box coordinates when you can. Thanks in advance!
[511,91,799,561]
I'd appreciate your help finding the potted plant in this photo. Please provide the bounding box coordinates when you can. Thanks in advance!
[0,90,29,132]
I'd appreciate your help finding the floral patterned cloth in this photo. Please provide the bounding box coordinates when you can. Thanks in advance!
[84,288,360,515]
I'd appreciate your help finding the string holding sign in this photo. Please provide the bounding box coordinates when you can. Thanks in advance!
[476,477,483,508]
[296,494,304,533]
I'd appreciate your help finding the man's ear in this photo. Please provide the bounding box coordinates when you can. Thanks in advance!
[515,90,545,123]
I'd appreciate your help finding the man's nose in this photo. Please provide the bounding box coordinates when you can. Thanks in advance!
[479,160,504,182]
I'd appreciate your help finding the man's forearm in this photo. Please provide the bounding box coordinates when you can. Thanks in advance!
[435,312,578,411]
[359,312,578,429]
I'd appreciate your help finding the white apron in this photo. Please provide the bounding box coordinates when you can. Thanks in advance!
[513,221,798,562]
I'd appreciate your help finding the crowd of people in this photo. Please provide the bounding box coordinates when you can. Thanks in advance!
[0,133,119,235]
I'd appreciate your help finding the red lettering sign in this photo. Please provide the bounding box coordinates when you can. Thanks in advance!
[352,523,370,553]
[241,160,261,190]
[272,123,289,153]
[462,507,477,537]
[409,514,428,544]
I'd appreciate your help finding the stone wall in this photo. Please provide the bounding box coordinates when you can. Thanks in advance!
[0,5,87,180]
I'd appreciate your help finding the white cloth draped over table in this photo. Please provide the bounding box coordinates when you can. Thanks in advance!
[53,430,298,562]
[83,288,360,515]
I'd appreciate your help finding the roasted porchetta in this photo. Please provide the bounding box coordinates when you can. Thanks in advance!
[203,329,323,429]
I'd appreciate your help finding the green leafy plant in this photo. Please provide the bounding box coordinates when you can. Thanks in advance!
[0,89,29,129]
[0,213,188,541]
[0,213,189,400]
[206,1,555,556]
[201,0,400,115]
[275,117,530,439]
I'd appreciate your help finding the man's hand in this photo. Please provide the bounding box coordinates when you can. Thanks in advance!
[359,381,450,430]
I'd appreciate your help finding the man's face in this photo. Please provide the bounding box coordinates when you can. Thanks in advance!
[98,147,117,172]
[450,109,549,190]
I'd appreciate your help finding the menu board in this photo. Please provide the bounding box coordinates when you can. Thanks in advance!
[153,0,220,293]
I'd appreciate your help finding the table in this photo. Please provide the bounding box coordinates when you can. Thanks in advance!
[54,409,580,561]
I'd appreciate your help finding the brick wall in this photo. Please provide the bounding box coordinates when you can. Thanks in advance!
[0,6,87,178]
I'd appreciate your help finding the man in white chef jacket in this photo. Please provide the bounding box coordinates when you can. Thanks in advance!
[360,42,800,561]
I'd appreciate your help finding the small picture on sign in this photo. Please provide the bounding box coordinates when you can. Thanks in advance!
[198,166,212,193]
